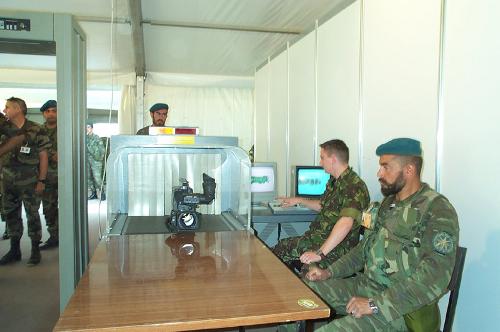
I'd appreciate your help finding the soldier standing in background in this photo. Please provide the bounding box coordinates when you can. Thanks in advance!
[39,100,59,250]
[136,103,169,135]
[304,138,459,331]
[86,122,105,200]
[0,97,50,266]
[0,112,27,240]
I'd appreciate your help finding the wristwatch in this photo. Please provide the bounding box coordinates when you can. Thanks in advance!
[368,298,379,314]
[315,249,327,261]
[37,179,46,184]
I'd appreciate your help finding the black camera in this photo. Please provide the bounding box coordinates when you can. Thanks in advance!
[169,173,216,231]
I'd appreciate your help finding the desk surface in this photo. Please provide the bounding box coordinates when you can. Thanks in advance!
[252,206,317,223]
[54,231,329,331]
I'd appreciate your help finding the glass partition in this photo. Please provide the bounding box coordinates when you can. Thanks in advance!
[105,135,251,236]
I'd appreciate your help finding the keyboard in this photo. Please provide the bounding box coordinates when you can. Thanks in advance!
[268,201,316,215]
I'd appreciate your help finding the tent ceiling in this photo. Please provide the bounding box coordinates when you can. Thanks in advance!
[0,0,350,78]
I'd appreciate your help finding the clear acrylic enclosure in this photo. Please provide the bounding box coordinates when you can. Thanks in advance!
[105,135,251,236]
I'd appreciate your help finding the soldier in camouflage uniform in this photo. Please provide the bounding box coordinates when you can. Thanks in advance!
[0,112,26,240]
[136,103,169,135]
[272,139,370,270]
[86,122,105,200]
[39,100,59,250]
[0,97,50,266]
[305,138,459,331]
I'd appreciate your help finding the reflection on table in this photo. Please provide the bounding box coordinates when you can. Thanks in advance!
[54,231,329,331]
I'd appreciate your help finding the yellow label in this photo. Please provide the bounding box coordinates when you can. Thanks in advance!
[362,211,372,229]
[158,136,195,145]
[297,299,319,309]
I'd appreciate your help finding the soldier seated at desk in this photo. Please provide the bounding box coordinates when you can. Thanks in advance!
[304,138,459,331]
[272,139,370,270]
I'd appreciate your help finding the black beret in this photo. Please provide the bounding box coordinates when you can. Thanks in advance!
[149,103,169,112]
[376,138,422,157]
[40,100,57,112]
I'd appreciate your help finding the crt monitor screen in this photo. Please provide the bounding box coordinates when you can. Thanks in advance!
[295,166,330,198]
[251,162,277,204]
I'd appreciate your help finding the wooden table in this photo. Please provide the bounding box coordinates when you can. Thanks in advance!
[54,231,330,331]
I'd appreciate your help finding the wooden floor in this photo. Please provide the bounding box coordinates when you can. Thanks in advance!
[0,199,106,332]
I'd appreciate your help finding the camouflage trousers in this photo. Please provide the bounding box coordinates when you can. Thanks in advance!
[305,275,407,331]
[1,172,42,242]
[41,178,58,240]
[87,159,104,193]
[272,233,337,269]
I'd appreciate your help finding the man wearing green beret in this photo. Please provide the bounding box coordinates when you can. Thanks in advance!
[136,103,169,135]
[39,100,59,249]
[304,138,460,331]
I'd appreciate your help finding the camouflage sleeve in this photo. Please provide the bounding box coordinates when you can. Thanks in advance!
[373,196,459,321]
[326,240,365,278]
[339,182,370,223]
[36,126,51,151]
[0,113,21,137]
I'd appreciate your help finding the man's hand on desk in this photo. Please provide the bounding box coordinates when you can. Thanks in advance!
[277,197,302,207]
[300,251,321,264]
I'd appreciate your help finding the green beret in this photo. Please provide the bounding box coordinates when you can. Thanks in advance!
[86,120,93,128]
[40,100,57,112]
[376,138,422,156]
[149,103,169,112]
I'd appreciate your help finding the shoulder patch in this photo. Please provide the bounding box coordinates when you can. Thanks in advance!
[432,231,455,255]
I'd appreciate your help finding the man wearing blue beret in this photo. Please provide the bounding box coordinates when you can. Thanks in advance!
[136,103,169,135]
[304,138,460,331]
[39,100,59,250]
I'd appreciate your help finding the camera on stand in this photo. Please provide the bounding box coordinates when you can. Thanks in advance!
[169,173,216,231]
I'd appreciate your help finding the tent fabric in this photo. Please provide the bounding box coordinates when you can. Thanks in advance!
[143,84,254,150]
[119,85,137,135]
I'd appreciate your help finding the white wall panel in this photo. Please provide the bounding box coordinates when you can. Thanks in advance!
[317,1,361,172]
[254,63,270,161]
[441,0,500,329]
[361,0,441,200]
[288,32,316,195]
[268,52,289,196]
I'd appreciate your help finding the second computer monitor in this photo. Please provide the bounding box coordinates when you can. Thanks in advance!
[295,166,330,198]
[251,162,277,204]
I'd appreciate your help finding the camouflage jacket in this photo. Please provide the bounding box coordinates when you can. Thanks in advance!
[0,112,20,137]
[136,126,150,135]
[327,183,459,322]
[2,119,51,176]
[306,167,370,255]
[43,124,58,174]
[86,133,105,161]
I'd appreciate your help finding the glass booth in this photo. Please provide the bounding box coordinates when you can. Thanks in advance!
[104,135,251,236]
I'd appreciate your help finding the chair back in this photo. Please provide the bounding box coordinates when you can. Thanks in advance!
[443,246,467,332]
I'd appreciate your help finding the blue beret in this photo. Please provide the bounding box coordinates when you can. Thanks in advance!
[40,100,57,112]
[376,138,422,157]
[149,103,169,112]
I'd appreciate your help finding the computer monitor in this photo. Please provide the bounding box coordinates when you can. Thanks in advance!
[294,166,330,198]
[251,162,277,204]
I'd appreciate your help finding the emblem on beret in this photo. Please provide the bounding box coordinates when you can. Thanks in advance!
[432,231,454,255]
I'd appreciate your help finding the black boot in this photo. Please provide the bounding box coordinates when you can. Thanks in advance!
[39,237,59,250]
[100,192,106,201]
[2,223,10,240]
[27,240,41,266]
[0,238,21,265]
[88,190,97,200]
[2,229,9,240]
